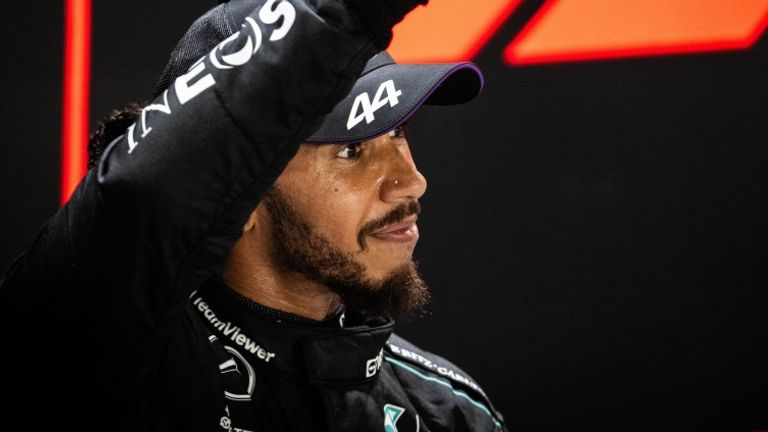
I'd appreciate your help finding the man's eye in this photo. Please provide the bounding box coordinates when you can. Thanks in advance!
[336,143,362,159]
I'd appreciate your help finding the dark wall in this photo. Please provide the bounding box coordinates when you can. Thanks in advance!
[2,1,767,429]
[0,4,63,265]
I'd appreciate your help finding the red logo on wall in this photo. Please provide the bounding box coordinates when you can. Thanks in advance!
[388,0,768,64]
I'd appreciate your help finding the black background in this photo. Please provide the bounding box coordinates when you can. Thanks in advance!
[2,1,767,429]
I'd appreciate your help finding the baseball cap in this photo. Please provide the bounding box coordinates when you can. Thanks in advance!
[154,0,484,144]
[305,52,483,144]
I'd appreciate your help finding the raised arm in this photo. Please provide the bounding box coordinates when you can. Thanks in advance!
[1,0,424,376]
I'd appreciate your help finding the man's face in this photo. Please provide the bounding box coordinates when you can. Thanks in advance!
[260,126,429,318]
[277,126,427,277]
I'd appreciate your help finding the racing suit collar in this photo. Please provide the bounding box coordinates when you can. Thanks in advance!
[192,276,394,386]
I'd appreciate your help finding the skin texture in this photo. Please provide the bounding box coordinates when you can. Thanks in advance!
[220,127,428,321]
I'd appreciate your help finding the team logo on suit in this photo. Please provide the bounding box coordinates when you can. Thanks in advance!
[383,404,405,432]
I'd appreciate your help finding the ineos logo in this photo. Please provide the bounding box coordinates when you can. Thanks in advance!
[209,18,263,70]
[177,0,296,104]
[127,0,295,154]
[209,0,297,70]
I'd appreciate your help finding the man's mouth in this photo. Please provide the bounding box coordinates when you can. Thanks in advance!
[370,216,419,242]
[357,201,421,249]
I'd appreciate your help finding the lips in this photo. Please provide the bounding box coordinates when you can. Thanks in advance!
[370,216,419,242]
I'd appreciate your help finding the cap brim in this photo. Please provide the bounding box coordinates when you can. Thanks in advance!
[306,62,484,144]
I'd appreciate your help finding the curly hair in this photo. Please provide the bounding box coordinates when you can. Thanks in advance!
[87,103,144,169]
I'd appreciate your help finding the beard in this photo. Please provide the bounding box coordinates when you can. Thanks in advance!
[262,186,429,320]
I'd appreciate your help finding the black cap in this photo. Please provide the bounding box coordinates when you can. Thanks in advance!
[306,51,483,143]
[154,0,484,144]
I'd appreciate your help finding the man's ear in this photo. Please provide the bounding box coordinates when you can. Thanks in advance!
[243,205,261,232]
[243,200,270,233]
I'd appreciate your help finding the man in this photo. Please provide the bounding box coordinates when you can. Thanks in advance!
[1,0,505,430]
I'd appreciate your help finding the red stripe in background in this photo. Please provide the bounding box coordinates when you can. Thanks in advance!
[61,0,92,204]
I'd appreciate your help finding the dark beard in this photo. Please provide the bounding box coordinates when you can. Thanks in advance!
[262,186,429,320]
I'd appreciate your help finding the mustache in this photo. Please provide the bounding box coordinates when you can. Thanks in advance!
[357,201,421,250]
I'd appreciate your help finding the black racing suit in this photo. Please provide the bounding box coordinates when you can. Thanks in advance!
[0,0,505,430]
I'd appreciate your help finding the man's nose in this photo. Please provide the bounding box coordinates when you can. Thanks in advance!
[380,144,428,203]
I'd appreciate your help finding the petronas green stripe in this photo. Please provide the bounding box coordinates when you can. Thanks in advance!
[384,356,502,428]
